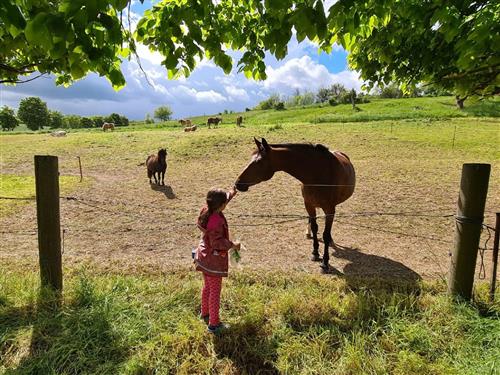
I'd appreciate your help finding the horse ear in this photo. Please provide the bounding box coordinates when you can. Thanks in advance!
[254,137,261,149]
[261,138,270,151]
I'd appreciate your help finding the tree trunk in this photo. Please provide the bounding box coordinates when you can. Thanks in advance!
[456,95,467,109]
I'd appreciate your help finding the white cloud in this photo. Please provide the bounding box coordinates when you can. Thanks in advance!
[176,85,227,103]
[224,85,249,101]
[136,43,164,66]
[264,55,363,94]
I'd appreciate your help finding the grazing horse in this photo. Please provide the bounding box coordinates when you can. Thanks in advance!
[207,117,222,129]
[179,119,192,127]
[235,138,355,272]
[50,130,67,137]
[102,122,115,131]
[236,116,243,127]
[146,148,168,185]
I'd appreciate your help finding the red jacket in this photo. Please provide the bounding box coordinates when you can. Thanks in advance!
[195,212,233,277]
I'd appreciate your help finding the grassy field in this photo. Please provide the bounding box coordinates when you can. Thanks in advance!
[1,96,499,374]
[1,268,499,374]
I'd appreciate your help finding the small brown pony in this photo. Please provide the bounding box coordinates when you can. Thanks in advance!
[236,116,243,127]
[207,117,222,129]
[102,122,115,131]
[179,119,192,127]
[146,148,167,185]
[235,138,355,271]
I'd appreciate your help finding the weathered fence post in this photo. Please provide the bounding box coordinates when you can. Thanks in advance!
[35,155,62,292]
[77,156,83,182]
[489,213,500,302]
[448,163,490,300]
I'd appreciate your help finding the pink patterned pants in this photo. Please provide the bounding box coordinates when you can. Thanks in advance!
[201,273,222,326]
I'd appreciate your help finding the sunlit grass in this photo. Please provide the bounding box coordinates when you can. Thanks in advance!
[0,174,85,217]
[0,269,498,374]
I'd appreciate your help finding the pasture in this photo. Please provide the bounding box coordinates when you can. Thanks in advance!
[1,96,499,374]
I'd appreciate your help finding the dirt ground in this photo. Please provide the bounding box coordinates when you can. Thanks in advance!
[1,125,498,283]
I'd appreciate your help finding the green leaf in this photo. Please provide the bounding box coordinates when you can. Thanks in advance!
[3,2,26,29]
[108,68,126,89]
[25,13,52,49]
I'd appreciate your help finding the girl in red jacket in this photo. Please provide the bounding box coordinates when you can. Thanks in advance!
[194,187,240,334]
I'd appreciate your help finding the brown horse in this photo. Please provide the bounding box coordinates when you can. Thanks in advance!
[235,138,355,271]
[146,148,167,185]
[102,122,115,131]
[179,119,192,127]
[207,117,222,129]
[236,116,243,127]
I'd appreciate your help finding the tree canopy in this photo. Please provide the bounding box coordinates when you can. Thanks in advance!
[154,105,173,121]
[0,106,19,131]
[17,96,49,130]
[1,0,498,98]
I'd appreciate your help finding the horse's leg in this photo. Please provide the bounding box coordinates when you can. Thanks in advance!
[320,208,335,272]
[305,201,320,261]
[153,171,158,184]
[161,170,165,185]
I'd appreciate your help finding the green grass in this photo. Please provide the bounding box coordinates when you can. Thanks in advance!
[1,269,499,374]
[0,175,84,217]
[181,96,499,128]
[2,96,498,135]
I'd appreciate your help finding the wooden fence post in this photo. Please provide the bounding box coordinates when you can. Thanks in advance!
[35,155,62,292]
[77,156,83,182]
[489,213,500,302]
[448,163,490,300]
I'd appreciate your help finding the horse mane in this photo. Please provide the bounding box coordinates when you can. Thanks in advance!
[269,143,330,152]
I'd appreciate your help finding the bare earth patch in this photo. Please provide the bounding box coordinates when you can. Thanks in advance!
[1,121,498,282]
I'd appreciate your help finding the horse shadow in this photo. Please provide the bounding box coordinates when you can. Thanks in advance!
[150,183,176,199]
[321,242,422,292]
[0,283,128,374]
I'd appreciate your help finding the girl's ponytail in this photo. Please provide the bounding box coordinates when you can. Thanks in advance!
[198,188,228,228]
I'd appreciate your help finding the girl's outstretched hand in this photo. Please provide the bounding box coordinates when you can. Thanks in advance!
[232,241,241,251]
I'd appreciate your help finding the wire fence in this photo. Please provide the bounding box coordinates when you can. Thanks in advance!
[1,194,496,267]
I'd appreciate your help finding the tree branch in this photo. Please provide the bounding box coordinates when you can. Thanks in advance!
[0,62,38,74]
[0,73,47,84]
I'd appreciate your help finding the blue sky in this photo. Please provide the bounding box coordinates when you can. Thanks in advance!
[0,2,362,120]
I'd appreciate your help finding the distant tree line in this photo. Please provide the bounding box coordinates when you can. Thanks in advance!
[0,96,129,131]
[256,83,454,111]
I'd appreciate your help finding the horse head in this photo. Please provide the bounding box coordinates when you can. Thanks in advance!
[235,137,275,192]
[158,148,167,161]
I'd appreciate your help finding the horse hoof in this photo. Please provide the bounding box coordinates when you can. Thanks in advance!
[320,264,329,273]
[311,254,321,262]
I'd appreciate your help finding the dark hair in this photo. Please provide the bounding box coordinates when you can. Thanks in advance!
[198,188,228,228]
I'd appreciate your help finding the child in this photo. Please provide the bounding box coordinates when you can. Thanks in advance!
[194,187,240,334]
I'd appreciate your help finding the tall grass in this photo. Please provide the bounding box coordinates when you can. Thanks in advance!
[1,269,498,374]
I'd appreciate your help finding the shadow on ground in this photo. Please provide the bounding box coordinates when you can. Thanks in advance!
[0,285,128,374]
[150,183,176,199]
[213,320,279,375]
[308,240,422,292]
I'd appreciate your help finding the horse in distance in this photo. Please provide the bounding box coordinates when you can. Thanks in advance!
[179,119,192,127]
[236,116,243,127]
[102,122,115,131]
[146,148,168,185]
[235,138,355,272]
[207,117,222,129]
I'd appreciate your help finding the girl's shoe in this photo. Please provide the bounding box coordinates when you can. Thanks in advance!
[200,315,209,324]
[207,322,230,334]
